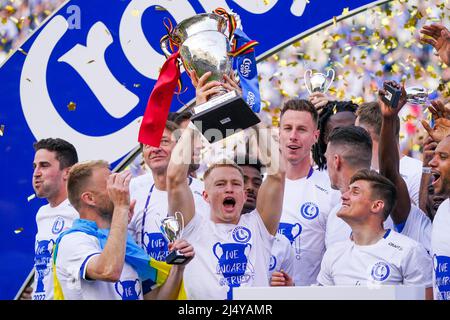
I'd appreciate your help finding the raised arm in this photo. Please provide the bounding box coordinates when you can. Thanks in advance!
[255,124,286,235]
[420,23,450,66]
[378,81,411,225]
[167,127,195,225]
[86,171,133,282]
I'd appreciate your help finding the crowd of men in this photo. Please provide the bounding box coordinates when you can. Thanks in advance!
[23,22,450,300]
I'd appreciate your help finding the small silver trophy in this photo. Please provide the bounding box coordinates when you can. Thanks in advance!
[160,211,188,265]
[160,12,260,143]
[406,86,430,105]
[304,68,335,94]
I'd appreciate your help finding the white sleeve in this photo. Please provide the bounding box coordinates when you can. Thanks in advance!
[402,243,433,288]
[316,249,335,286]
[55,233,101,294]
[401,206,432,254]
[251,210,275,252]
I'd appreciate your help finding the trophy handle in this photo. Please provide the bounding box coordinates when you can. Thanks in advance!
[114,281,124,298]
[324,69,335,93]
[304,69,313,95]
[174,211,184,239]
[160,37,172,58]
[213,242,222,261]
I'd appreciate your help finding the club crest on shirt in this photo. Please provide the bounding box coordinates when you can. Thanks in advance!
[232,226,252,243]
[300,202,319,220]
[371,262,390,281]
[51,216,65,234]
[269,255,277,272]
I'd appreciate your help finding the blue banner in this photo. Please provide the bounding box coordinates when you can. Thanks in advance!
[0,0,382,299]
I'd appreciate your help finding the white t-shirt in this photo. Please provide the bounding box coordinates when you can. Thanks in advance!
[183,210,274,300]
[279,169,341,286]
[269,233,295,283]
[55,232,144,300]
[32,199,78,300]
[128,173,208,261]
[431,198,450,300]
[317,229,432,288]
[399,155,422,206]
[326,203,432,253]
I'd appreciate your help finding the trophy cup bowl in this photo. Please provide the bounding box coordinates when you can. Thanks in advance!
[161,13,260,143]
[160,212,188,265]
[304,69,335,95]
[406,86,429,105]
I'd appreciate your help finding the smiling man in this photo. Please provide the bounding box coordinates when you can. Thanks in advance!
[429,135,450,300]
[317,169,432,298]
[277,99,341,286]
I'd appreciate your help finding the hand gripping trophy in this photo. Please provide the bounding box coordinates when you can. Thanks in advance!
[159,9,261,143]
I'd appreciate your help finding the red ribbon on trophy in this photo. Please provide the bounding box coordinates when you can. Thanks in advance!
[138,51,181,147]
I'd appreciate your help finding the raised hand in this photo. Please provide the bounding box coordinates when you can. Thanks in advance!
[222,72,242,96]
[309,92,330,111]
[107,170,132,209]
[187,70,223,105]
[378,80,407,117]
[420,23,450,65]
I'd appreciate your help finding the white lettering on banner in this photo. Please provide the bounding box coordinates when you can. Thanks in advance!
[119,0,196,79]
[20,16,142,162]
[58,22,139,118]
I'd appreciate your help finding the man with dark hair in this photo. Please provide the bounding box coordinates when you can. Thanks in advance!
[129,121,207,263]
[312,100,358,170]
[174,110,194,129]
[31,138,78,300]
[54,161,193,299]
[325,122,432,253]
[356,101,422,205]
[278,98,341,286]
[234,154,295,287]
[317,169,432,298]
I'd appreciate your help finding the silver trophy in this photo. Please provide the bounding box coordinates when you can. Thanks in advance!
[160,211,187,265]
[304,68,335,94]
[406,86,430,105]
[161,12,260,143]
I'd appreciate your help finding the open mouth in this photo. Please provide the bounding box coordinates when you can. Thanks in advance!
[431,171,441,186]
[287,145,300,150]
[223,197,236,212]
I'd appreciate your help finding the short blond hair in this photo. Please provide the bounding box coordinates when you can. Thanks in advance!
[203,160,244,182]
[68,160,109,210]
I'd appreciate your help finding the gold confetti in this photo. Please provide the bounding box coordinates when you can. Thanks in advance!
[342,7,349,15]
[0,124,4,136]
[131,9,140,17]
[87,60,95,64]
[333,16,337,26]
[26,78,32,82]
[264,0,270,5]
[27,194,36,202]
[18,48,27,56]
[14,228,24,234]
[67,101,77,111]
[133,83,141,88]
[155,6,167,11]
[5,5,16,15]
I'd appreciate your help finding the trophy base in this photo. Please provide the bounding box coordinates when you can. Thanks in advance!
[190,91,260,143]
[166,250,189,265]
